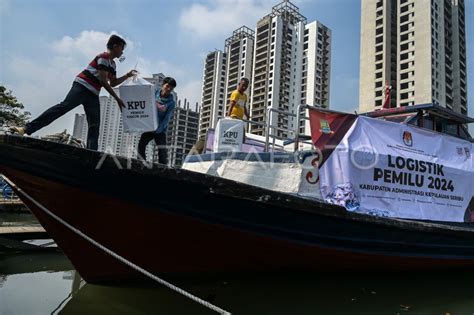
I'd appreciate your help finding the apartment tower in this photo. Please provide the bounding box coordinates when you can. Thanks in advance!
[198,50,227,138]
[223,26,255,113]
[301,21,332,133]
[359,0,467,114]
[72,113,88,144]
[250,1,331,138]
[163,99,200,167]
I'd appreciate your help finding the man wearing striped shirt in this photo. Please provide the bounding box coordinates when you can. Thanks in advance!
[10,34,135,150]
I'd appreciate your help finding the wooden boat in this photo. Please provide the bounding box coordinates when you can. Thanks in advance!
[1,133,474,284]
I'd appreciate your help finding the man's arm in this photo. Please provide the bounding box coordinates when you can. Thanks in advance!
[227,100,236,117]
[98,69,126,110]
[109,70,136,87]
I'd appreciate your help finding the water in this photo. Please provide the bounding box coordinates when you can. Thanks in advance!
[2,213,474,315]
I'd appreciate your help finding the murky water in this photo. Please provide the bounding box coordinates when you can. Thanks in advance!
[1,213,474,315]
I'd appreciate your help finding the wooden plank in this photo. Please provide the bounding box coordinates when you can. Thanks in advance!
[0,226,45,234]
[0,199,24,205]
[0,226,50,241]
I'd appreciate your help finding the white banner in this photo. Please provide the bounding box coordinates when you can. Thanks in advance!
[119,77,157,133]
[320,116,473,222]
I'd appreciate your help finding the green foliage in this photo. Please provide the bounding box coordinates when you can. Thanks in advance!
[0,86,30,126]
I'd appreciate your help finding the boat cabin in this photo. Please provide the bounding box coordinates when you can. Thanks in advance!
[363,103,473,142]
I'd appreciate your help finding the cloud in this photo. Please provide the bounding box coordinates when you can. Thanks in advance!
[51,30,134,62]
[179,0,273,40]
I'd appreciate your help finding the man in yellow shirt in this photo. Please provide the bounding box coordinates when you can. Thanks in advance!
[227,78,249,119]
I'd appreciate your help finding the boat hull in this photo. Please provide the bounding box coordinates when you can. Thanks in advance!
[1,135,474,283]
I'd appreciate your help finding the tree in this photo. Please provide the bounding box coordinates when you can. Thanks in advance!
[0,85,30,127]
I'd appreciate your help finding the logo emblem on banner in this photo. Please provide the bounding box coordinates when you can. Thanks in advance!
[465,147,471,158]
[402,131,413,147]
[319,119,333,134]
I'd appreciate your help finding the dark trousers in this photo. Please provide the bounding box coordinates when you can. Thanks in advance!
[25,82,101,150]
[138,132,168,164]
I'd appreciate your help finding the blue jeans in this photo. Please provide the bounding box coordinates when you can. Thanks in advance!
[25,82,101,150]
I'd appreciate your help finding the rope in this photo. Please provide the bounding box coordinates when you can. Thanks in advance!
[7,179,231,315]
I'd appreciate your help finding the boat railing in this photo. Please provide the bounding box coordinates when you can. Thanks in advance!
[264,104,322,152]
[294,104,311,151]
[264,107,298,152]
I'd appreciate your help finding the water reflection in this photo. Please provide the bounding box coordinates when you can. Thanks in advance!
[1,250,474,315]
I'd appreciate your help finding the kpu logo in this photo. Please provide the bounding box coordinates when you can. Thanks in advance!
[127,101,146,110]
[402,131,413,147]
[223,130,238,139]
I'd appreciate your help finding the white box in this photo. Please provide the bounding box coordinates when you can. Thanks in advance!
[119,77,157,133]
[214,118,244,152]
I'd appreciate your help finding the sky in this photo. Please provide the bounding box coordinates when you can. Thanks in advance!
[0,0,472,136]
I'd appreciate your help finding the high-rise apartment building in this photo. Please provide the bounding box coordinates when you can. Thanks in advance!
[98,95,122,153]
[301,21,332,133]
[359,0,468,114]
[250,1,307,138]
[72,113,88,144]
[161,99,199,167]
[198,0,332,139]
[198,50,227,139]
[224,26,255,110]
